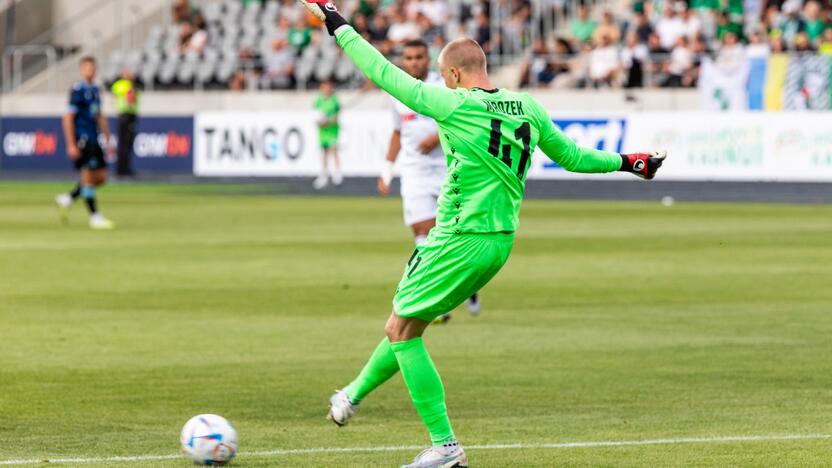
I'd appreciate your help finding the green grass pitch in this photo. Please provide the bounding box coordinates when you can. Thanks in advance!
[1,181,831,467]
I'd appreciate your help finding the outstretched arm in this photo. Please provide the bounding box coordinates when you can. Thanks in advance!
[300,0,463,121]
[535,104,665,179]
[538,119,622,173]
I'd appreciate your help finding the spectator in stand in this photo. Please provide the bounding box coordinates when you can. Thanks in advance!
[589,34,621,87]
[632,11,655,42]
[803,1,826,43]
[172,0,198,24]
[746,30,772,58]
[475,12,492,52]
[358,0,382,20]
[663,36,695,87]
[179,21,207,54]
[572,42,594,87]
[280,0,304,22]
[232,47,262,90]
[594,11,622,44]
[387,8,420,44]
[369,13,390,44]
[228,70,246,91]
[715,10,745,41]
[764,5,784,38]
[416,12,443,45]
[688,34,707,83]
[420,0,449,26]
[571,5,598,44]
[288,17,312,50]
[522,38,568,87]
[793,31,816,51]
[819,27,832,53]
[273,16,291,44]
[716,31,746,71]
[550,38,577,88]
[265,38,295,86]
[502,4,531,55]
[353,13,371,38]
[621,31,649,88]
[681,6,703,39]
[770,35,787,53]
[646,34,667,86]
[715,32,746,73]
[647,31,668,53]
[429,33,446,64]
[778,0,806,45]
[656,4,686,50]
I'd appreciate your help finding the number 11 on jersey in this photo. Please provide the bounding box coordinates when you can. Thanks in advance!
[487,119,532,180]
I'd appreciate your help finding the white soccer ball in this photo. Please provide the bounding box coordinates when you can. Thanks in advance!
[180,414,238,465]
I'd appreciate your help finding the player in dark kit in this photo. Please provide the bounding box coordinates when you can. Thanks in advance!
[55,56,116,230]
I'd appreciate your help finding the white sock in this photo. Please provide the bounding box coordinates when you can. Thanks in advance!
[415,235,427,246]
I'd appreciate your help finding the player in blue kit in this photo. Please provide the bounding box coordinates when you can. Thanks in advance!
[55,56,116,229]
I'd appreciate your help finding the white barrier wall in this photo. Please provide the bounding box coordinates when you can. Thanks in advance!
[194,111,395,177]
[194,111,832,182]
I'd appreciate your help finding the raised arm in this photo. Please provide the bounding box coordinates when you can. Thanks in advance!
[335,28,461,121]
[301,1,463,121]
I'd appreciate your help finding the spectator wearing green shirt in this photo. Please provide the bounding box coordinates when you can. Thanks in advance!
[715,10,745,42]
[570,5,597,44]
[288,18,313,49]
[111,68,140,177]
[803,1,826,43]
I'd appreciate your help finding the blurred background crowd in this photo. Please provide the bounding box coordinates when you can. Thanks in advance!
[122,0,832,90]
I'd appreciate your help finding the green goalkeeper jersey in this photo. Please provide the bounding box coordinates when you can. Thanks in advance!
[314,93,340,135]
[335,27,622,234]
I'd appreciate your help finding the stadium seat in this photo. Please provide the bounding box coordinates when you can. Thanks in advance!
[157,53,182,86]
[102,51,123,85]
[139,49,162,86]
[215,52,239,85]
[124,49,144,75]
[196,48,220,85]
[102,0,485,90]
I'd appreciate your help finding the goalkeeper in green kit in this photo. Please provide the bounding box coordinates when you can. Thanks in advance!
[300,2,667,466]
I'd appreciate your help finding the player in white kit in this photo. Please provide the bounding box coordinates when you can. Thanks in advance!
[377,39,480,322]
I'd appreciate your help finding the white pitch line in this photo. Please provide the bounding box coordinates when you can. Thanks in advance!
[0,434,828,465]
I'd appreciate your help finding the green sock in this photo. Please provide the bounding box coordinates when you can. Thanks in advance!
[391,337,455,445]
[343,338,399,403]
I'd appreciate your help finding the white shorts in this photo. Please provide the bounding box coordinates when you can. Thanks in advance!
[400,165,445,227]
[402,191,439,226]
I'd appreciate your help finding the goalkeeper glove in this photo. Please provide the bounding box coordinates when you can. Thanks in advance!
[619,151,667,180]
[298,0,348,36]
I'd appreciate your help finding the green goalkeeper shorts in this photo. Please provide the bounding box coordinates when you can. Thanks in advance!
[319,130,339,149]
[393,230,514,322]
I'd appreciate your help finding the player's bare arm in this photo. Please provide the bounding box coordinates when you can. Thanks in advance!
[417,134,440,155]
[62,113,80,160]
[379,130,401,196]
[97,113,115,159]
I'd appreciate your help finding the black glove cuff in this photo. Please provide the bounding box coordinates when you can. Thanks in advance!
[618,154,631,172]
[321,4,348,36]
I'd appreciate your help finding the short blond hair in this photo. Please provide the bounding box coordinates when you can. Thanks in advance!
[439,38,487,74]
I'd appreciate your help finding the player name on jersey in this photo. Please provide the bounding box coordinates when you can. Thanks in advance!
[483,100,525,116]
